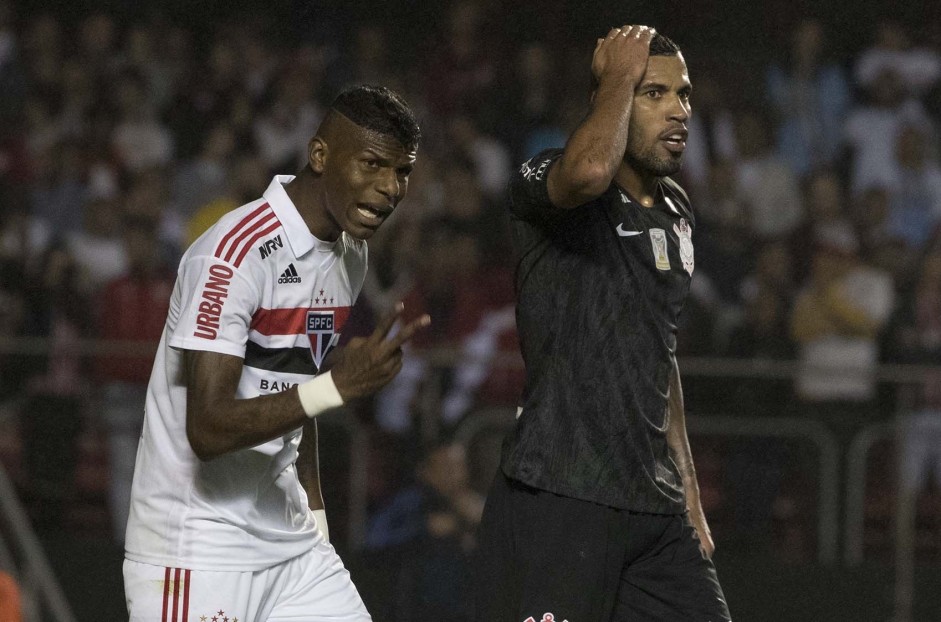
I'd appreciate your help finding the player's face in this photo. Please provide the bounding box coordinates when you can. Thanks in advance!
[624,53,692,177]
[320,125,416,241]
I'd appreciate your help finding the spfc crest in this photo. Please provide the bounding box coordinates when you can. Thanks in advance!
[307,310,340,371]
[673,218,694,276]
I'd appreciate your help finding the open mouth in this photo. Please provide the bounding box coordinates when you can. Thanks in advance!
[660,128,688,154]
[356,204,387,224]
[661,133,687,152]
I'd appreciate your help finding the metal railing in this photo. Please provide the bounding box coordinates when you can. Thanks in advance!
[0,461,76,621]
[452,407,842,564]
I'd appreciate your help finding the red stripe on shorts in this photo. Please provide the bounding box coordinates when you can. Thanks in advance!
[171,568,181,622]
[182,569,191,622]
[162,567,171,622]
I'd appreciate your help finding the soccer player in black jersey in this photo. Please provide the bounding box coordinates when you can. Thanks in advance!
[474,26,731,621]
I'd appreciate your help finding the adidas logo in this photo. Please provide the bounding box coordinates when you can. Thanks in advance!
[278,263,301,284]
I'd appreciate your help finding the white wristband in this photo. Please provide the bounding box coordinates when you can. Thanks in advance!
[297,371,344,418]
[313,508,329,544]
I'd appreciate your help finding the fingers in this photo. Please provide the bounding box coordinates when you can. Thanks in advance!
[385,314,431,352]
[369,302,405,344]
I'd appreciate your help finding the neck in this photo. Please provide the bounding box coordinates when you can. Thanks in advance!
[614,163,660,207]
[284,167,337,241]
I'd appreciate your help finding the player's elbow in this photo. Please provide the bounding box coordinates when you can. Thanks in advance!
[186,412,224,461]
[552,161,613,207]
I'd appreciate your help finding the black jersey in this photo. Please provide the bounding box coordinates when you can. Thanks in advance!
[500,148,695,513]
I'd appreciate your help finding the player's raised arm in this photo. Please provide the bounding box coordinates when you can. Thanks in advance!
[547,25,655,209]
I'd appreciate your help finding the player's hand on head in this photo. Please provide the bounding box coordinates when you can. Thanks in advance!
[591,24,655,89]
[329,302,430,401]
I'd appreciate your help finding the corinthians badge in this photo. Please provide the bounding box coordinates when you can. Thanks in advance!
[673,218,694,276]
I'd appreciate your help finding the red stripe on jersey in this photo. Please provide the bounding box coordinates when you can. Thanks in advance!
[251,306,352,336]
[162,567,171,622]
[171,568,180,622]
[182,569,191,622]
[214,204,271,260]
[223,211,277,264]
[232,219,281,267]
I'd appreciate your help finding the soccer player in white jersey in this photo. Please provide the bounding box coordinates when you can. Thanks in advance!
[123,85,426,621]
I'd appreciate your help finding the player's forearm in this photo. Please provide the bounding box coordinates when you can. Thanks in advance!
[186,386,312,459]
[665,359,698,487]
[550,77,635,207]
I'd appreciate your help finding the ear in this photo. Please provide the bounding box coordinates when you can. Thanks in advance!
[309,137,327,174]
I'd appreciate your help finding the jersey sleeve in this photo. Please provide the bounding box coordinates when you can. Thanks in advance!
[508,148,567,225]
[168,254,261,358]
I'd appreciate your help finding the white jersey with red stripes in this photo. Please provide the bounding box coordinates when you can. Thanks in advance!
[125,175,366,571]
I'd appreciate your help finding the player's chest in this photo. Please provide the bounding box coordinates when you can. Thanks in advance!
[260,252,354,310]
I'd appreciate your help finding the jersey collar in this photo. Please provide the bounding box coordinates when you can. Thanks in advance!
[263,175,334,258]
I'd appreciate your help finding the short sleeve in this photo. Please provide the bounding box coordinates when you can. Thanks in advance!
[508,148,566,225]
[168,254,261,358]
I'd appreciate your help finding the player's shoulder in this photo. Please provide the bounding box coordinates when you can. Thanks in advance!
[185,198,285,269]
[517,147,565,183]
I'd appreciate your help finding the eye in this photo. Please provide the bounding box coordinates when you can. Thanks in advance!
[646,90,663,99]
[363,158,380,169]
[397,166,413,178]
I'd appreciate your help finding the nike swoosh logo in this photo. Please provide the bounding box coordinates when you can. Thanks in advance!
[616,224,643,237]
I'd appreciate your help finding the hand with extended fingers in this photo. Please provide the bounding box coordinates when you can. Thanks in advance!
[591,25,656,90]
[330,303,431,401]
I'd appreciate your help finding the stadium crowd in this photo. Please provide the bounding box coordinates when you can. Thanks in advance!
[0,1,940,618]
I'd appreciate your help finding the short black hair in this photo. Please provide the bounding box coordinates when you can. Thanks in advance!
[649,33,681,57]
[330,85,421,152]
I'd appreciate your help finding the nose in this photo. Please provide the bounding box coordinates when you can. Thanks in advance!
[669,94,690,123]
[376,168,400,202]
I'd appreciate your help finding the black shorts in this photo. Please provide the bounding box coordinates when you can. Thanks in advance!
[474,473,731,622]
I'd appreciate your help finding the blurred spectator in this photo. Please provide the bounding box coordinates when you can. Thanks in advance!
[365,442,483,620]
[766,18,851,178]
[740,239,796,306]
[854,19,941,99]
[444,114,510,201]
[843,64,931,195]
[171,122,237,218]
[682,72,738,194]
[0,0,26,128]
[1,181,50,275]
[95,215,174,543]
[734,110,804,240]
[790,169,852,282]
[345,23,396,87]
[253,66,324,171]
[492,41,568,161]
[165,35,240,160]
[77,13,118,79]
[111,70,174,172]
[424,0,497,118]
[19,242,91,531]
[885,125,941,251]
[790,223,895,429]
[884,244,941,622]
[29,138,88,236]
[65,179,127,294]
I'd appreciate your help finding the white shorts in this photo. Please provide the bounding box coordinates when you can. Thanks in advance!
[124,541,371,622]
